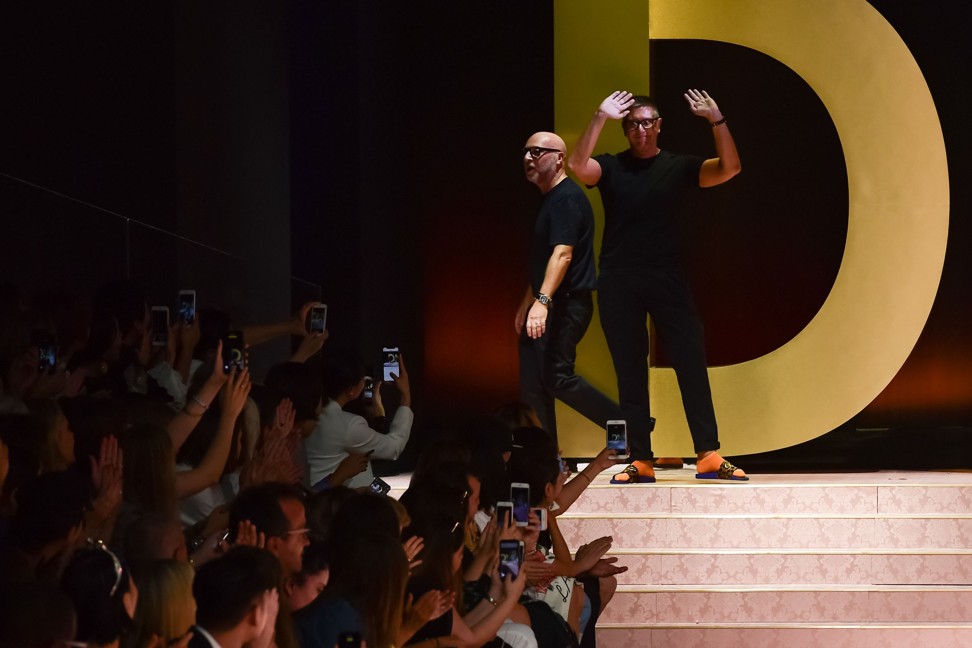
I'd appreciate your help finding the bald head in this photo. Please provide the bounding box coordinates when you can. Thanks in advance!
[523,131,567,193]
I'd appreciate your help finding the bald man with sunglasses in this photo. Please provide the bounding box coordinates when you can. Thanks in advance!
[515,131,623,448]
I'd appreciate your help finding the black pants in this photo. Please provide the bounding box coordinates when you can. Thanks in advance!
[519,291,622,447]
[597,269,720,461]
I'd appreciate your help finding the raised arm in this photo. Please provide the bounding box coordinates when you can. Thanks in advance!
[684,89,741,187]
[567,91,634,185]
[167,341,229,453]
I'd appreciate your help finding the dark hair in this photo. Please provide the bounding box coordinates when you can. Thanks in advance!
[265,362,324,423]
[10,471,88,551]
[229,482,304,542]
[0,581,76,648]
[0,414,45,505]
[124,511,185,583]
[621,95,660,128]
[305,485,356,544]
[193,546,282,633]
[321,346,366,399]
[405,514,465,600]
[508,426,559,507]
[398,484,467,533]
[329,492,401,542]
[291,541,329,589]
[325,532,407,648]
[492,402,540,432]
[60,545,134,645]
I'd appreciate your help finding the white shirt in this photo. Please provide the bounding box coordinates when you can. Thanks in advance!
[304,400,413,489]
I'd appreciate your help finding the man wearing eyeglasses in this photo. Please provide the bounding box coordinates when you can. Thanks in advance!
[516,131,623,447]
[567,90,746,484]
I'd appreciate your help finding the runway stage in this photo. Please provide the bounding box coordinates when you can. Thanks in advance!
[388,469,972,647]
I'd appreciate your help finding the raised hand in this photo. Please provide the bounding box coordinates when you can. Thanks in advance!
[90,435,123,519]
[219,366,252,420]
[291,330,329,363]
[598,90,635,120]
[234,520,266,548]
[684,88,722,122]
[269,398,297,441]
[403,535,425,571]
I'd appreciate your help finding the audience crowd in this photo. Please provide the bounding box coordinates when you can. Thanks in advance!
[0,280,628,648]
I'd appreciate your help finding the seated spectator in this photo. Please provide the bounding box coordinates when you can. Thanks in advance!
[60,540,139,648]
[127,559,195,648]
[123,512,189,583]
[283,541,329,612]
[228,482,309,581]
[192,546,281,648]
[305,347,412,489]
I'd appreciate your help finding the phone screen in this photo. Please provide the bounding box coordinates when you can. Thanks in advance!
[382,347,400,382]
[337,633,362,648]
[498,540,523,579]
[151,308,169,346]
[309,304,327,334]
[32,330,57,373]
[363,376,374,400]
[607,420,628,456]
[178,291,196,325]
[222,331,246,373]
[531,506,548,531]
[370,477,390,495]
[510,484,530,527]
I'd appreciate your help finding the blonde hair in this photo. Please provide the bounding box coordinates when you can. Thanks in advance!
[128,560,195,648]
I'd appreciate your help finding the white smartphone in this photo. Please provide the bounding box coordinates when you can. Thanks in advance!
[607,420,629,460]
[309,303,327,334]
[382,347,400,382]
[531,506,548,531]
[510,482,530,527]
[178,290,196,325]
[150,306,169,347]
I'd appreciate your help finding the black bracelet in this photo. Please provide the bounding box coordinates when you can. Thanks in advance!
[711,117,727,127]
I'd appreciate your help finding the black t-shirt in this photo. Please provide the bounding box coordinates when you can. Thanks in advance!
[594,149,704,272]
[529,177,598,294]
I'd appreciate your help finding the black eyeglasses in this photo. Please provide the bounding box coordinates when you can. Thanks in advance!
[87,538,124,596]
[522,146,562,159]
[623,117,660,132]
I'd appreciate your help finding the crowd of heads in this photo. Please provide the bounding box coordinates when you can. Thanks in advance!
[0,279,623,648]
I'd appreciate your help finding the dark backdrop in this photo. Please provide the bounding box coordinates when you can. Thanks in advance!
[1,1,970,447]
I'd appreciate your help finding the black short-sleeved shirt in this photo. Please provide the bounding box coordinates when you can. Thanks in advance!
[594,150,704,272]
[529,177,598,294]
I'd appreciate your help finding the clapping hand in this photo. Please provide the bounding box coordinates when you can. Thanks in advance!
[684,88,722,122]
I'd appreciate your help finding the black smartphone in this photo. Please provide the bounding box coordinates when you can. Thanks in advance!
[337,633,362,648]
[308,303,327,334]
[496,501,513,529]
[362,375,374,400]
[510,482,530,527]
[151,307,169,347]
[498,539,524,579]
[607,419,629,460]
[222,330,246,373]
[178,290,196,325]
[382,347,400,381]
[31,329,57,373]
[370,476,390,495]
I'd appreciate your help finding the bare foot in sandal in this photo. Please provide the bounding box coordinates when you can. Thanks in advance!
[611,460,656,484]
[696,451,747,480]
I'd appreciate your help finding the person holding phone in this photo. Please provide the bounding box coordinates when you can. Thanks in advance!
[516,131,624,449]
[568,90,747,483]
[305,346,413,489]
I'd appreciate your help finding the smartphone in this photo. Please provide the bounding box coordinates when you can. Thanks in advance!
[498,539,524,580]
[531,506,548,531]
[607,419,629,460]
[222,330,246,373]
[337,633,362,648]
[495,501,514,529]
[31,329,57,373]
[362,376,374,400]
[308,303,327,334]
[370,476,390,495]
[382,347,400,382]
[510,483,530,527]
[178,290,196,325]
[150,306,169,347]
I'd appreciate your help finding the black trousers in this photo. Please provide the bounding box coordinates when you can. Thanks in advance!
[519,291,623,447]
[597,269,720,461]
